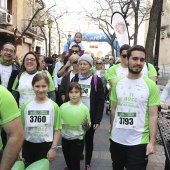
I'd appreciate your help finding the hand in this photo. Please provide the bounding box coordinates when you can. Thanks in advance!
[47,149,56,161]
[93,124,99,130]
[18,151,25,161]
[146,142,155,155]
[81,116,89,128]
[65,61,71,68]
[160,101,168,110]
[55,87,58,91]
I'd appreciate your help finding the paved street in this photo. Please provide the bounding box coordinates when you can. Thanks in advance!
[50,98,167,170]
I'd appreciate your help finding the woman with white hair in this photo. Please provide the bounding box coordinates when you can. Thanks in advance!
[59,54,80,103]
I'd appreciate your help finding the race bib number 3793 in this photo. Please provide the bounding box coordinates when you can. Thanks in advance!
[116,112,137,129]
[26,110,50,127]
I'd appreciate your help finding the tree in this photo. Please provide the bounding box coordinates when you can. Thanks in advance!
[145,0,163,64]
[82,0,150,57]
[83,0,116,58]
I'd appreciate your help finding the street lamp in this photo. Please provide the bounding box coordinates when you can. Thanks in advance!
[47,17,53,57]
[67,33,71,51]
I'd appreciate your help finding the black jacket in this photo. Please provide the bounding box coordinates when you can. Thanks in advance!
[59,71,71,101]
[71,73,105,125]
[0,63,21,92]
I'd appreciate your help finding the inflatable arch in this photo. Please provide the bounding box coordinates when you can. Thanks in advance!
[63,33,120,56]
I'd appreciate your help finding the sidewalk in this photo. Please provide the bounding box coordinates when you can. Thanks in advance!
[50,94,167,170]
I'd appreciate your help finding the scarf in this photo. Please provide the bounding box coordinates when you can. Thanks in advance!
[27,69,37,75]
[0,57,14,66]
[78,70,92,80]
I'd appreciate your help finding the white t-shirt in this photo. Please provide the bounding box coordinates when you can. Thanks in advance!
[104,63,110,71]
[110,76,160,145]
[69,41,85,51]
[96,70,101,77]
[21,99,61,143]
[78,76,92,110]
[18,72,37,107]
[0,63,12,88]
[115,65,128,78]
[60,102,90,140]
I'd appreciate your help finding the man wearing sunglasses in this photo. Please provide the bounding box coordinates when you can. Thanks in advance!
[57,45,81,78]
[71,44,81,56]
[108,44,157,87]
[108,44,130,87]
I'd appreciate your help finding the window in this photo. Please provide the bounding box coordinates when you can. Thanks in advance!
[0,0,7,9]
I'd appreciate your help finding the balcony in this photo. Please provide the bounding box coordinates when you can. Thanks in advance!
[23,19,38,37]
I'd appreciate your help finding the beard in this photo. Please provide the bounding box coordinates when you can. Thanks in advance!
[128,64,143,74]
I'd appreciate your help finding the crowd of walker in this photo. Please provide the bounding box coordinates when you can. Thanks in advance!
[0,32,170,170]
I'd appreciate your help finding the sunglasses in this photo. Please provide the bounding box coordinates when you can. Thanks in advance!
[96,63,102,65]
[72,61,78,64]
[122,54,127,58]
[105,58,109,59]
[72,50,79,53]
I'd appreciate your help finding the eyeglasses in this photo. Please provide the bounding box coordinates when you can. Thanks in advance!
[72,50,79,53]
[24,58,36,62]
[122,54,127,58]
[3,48,14,54]
[72,61,78,64]
[96,63,102,65]
[105,58,109,59]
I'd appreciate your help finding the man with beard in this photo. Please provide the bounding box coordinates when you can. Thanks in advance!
[109,45,160,170]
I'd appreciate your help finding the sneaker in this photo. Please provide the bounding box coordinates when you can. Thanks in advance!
[64,167,69,170]
[86,165,91,170]
[106,100,109,104]
[80,153,84,160]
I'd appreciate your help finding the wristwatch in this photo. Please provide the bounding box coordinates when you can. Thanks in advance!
[50,145,58,151]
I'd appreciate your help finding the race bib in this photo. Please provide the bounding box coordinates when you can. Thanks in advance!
[26,110,50,127]
[116,112,137,129]
[81,84,91,97]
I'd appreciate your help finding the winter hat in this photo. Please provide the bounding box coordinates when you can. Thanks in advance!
[78,53,93,66]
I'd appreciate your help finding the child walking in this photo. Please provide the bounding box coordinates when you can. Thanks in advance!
[68,32,85,58]
[19,72,61,167]
[60,82,91,170]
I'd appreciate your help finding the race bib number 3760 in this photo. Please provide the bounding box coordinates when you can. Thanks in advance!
[116,112,137,129]
[26,110,50,127]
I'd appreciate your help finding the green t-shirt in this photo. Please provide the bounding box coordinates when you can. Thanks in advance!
[0,85,20,149]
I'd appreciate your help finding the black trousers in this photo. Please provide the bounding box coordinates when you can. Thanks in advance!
[62,137,84,170]
[85,125,95,165]
[57,84,63,106]
[22,140,52,167]
[110,140,148,170]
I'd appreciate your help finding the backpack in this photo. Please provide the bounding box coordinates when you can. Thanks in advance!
[72,74,98,92]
